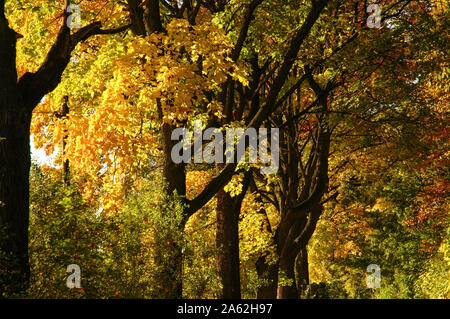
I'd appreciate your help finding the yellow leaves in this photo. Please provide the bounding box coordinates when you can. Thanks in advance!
[116,18,249,124]
[162,117,173,124]
[432,0,448,14]
[224,173,244,197]
[101,183,125,214]
[186,171,212,200]
[239,193,275,262]
[230,69,249,87]
[207,100,225,119]
[35,80,159,212]
[368,198,393,212]
[29,13,250,214]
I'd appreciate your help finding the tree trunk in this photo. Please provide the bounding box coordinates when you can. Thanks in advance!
[277,250,298,299]
[215,170,250,299]
[216,188,241,298]
[296,247,309,298]
[254,204,278,299]
[160,117,186,299]
[0,107,32,296]
[56,97,70,185]
[0,11,31,296]
[256,254,278,299]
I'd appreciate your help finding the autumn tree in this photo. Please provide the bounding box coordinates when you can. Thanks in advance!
[1,0,447,299]
[242,0,448,298]
[0,0,153,295]
[29,0,332,299]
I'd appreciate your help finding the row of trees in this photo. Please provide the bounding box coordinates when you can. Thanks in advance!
[0,0,448,298]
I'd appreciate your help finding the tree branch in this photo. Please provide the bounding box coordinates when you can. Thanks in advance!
[0,0,5,19]
[185,0,329,218]
[18,7,131,111]
[248,0,330,129]
[184,163,237,217]
[0,1,18,92]
[231,0,264,62]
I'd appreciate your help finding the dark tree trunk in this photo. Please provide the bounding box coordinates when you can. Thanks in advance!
[256,254,278,299]
[253,203,278,299]
[215,170,250,299]
[216,188,241,299]
[144,0,164,33]
[160,121,186,200]
[277,250,299,299]
[0,9,31,296]
[158,104,186,298]
[0,107,32,296]
[296,247,309,298]
[55,96,70,185]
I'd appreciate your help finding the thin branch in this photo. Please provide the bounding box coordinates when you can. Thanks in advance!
[231,0,265,61]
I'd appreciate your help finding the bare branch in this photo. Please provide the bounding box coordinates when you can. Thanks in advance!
[184,163,237,217]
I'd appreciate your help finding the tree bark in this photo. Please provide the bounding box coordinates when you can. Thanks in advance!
[296,247,309,298]
[55,96,70,185]
[216,188,241,298]
[277,250,298,299]
[255,254,278,299]
[253,201,278,299]
[0,7,31,295]
[276,210,306,299]
[157,101,186,298]
[0,107,32,296]
[215,170,250,299]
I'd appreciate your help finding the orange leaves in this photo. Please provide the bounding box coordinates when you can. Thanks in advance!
[28,12,250,214]
[122,18,248,124]
[186,171,212,200]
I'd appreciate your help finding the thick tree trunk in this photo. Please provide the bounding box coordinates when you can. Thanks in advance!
[256,254,278,299]
[277,250,298,299]
[159,116,186,299]
[254,204,278,299]
[275,205,305,299]
[160,122,186,200]
[157,97,186,298]
[216,188,241,298]
[0,10,31,296]
[215,170,250,299]
[0,107,32,296]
